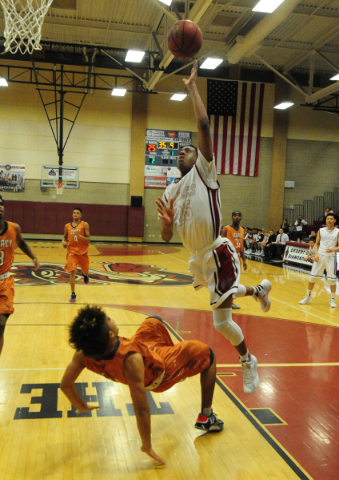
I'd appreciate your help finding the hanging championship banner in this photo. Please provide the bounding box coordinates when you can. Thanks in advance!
[0,164,25,192]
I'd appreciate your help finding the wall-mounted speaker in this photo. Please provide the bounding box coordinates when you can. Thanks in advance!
[131,195,142,207]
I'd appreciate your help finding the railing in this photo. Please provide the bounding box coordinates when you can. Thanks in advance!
[284,188,338,226]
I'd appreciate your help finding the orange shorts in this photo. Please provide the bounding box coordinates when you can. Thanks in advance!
[135,317,211,393]
[0,275,15,315]
[64,253,89,274]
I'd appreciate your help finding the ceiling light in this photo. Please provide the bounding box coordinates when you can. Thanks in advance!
[125,50,145,63]
[170,94,187,101]
[330,73,339,81]
[0,78,8,87]
[200,58,223,70]
[158,0,172,5]
[253,0,285,13]
[112,88,126,96]
[274,102,294,110]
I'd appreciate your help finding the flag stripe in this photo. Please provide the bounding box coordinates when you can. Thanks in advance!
[209,81,265,177]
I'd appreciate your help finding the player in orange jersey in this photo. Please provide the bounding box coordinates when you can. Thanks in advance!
[0,195,40,356]
[61,306,224,465]
[221,211,247,310]
[62,207,90,303]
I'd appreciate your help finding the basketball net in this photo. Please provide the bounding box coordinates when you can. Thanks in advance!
[0,0,54,55]
[55,183,65,195]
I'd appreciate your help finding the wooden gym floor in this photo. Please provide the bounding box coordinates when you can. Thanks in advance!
[0,241,338,480]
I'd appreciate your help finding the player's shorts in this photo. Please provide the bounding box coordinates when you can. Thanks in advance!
[135,316,211,393]
[189,237,241,309]
[310,255,336,281]
[0,275,15,315]
[64,253,89,274]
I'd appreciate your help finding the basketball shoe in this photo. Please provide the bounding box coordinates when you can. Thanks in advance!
[299,296,311,305]
[330,300,337,308]
[83,275,89,284]
[241,353,260,394]
[70,293,76,303]
[195,411,224,432]
[253,279,272,312]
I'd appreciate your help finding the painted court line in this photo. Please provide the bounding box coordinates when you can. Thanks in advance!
[217,362,339,368]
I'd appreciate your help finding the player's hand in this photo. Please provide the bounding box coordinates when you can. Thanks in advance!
[243,261,248,271]
[183,60,198,87]
[156,197,174,225]
[326,248,333,253]
[32,258,40,271]
[314,255,319,262]
[141,446,166,465]
[75,405,100,414]
[62,240,68,248]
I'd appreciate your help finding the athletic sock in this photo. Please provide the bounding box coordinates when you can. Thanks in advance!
[239,350,249,362]
[202,407,212,417]
[307,289,312,297]
[252,285,263,297]
[331,292,335,301]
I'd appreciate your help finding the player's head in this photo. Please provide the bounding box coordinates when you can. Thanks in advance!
[231,211,242,225]
[326,212,337,226]
[69,305,119,359]
[177,145,198,177]
[73,207,82,221]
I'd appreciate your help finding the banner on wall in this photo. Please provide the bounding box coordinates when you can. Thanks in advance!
[0,164,25,192]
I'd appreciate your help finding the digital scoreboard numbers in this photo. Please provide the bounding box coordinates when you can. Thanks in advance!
[144,129,191,188]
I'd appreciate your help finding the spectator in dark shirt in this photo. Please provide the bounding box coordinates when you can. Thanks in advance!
[263,230,277,257]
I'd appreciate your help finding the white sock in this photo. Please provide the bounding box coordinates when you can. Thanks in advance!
[240,350,249,362]
[236,285,246,297]
[307,289,312,297]
[331,292,335,301]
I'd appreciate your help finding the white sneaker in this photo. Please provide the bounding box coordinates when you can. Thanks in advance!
[330,300,337,308]
[232,303,241,310]
[241,354,260,394]
[299,296,312,305]
[253,279,272,312]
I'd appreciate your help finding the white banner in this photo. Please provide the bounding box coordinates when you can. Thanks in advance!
[0,164,25,192]
[283,244,312,267]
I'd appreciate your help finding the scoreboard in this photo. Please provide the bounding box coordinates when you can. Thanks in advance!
[144,129,191,188]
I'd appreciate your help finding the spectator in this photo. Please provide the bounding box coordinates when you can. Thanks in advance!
[306,230,317,243]
[270,228,289,259]
[251,229,265,254]
[322,207,334,224]
[263,230,277,257]
[256,231,269,256]
[280,219,289,234]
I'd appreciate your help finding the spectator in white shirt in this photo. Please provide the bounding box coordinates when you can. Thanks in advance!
[271,229,289,259]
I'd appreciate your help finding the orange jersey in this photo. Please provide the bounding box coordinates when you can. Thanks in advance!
[0,221,17,275]
[225,225,244,254]
[84,317,210,393]
[66,221,89,255]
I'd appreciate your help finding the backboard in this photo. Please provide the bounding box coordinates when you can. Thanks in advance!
[41,166,79,189]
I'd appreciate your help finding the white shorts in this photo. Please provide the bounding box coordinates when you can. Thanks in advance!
[310,255,336,281]
[189,238,241,310]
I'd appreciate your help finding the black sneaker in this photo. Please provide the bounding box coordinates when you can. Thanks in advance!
[195,411,224,432]
[83,275,89,285]
[70,293,76,303]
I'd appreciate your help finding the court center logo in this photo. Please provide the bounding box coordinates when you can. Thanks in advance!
[11,262,192,286]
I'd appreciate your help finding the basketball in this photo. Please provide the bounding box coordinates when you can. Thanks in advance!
[167,20,203,60]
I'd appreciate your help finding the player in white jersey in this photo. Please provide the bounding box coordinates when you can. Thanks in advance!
[156,61,272,396]
[300,213,339,307]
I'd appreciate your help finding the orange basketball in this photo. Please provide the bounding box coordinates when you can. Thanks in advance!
[167,20,203,60]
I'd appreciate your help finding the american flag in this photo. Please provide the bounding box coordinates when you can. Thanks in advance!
[207,79,265,176]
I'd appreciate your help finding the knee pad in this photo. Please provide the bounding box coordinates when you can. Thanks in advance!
[309,276,316,284]
[213,308,244,346]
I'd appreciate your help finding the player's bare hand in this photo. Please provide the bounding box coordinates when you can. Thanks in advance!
[183,60,198,87]
[62,240,68,248]
[326,248,333,253]
[314,255,319,262]
[156,197,174,225]
[243,261,248,271]
[76,405,100,414]
[32,258,40,271]
[141,446,166,465]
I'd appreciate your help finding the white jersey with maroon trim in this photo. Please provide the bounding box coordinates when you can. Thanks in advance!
[162,150,221,253]
[318,227,339,257]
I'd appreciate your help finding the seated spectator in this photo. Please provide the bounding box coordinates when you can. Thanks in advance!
[305,230,317,243]
[244,228,253,252]
[288,223,296,234]
[280,219,289,233]
[304,240,315,263]
[250,229,265,254]
[270,229,289,259]
[255,231,269,256]
[263,230,277,257]
[245,227,259,254]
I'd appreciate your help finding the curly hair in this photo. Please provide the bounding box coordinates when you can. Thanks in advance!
[69,305,110,357]
[0,195,4,205]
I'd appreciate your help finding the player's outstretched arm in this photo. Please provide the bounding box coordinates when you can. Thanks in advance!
[15,224,39,270]
[124,352,166,465]
[156,197,174,243]
[183,60,213,163]
[61,351,100,413]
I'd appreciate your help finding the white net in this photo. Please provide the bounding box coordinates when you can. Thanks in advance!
[0,0,54,55]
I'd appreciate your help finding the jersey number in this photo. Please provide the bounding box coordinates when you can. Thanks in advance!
[0,251,3,265]
[74,235,78,242]
[235,239,241,249]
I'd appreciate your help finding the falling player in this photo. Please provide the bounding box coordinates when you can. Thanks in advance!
[156,61,272,395]
[62,207,90,302]
[221,211,247,309]
[299,213,339,307]
[0,195,40,356]
[61,306,224,465]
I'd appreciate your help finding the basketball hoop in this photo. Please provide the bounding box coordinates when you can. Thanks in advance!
[0,0,54,55]
[55,183,65,195]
